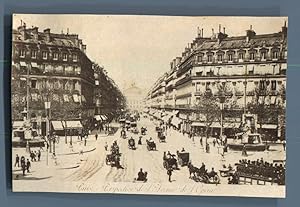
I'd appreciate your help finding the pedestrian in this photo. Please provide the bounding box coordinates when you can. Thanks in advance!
[37,150,41,161]
[95,133,98,141]
[283,140,286,151]
[206,143,210,153]
[26,159,31,173]
[213,139,216,147]
[242,144,248,156]
[167,167,173,182]
[84,136,87,146]
[21,156,26,176]
[104,142,108,151]
[200,137,203,147]
[14,154,20,167]
[33,151,37,161]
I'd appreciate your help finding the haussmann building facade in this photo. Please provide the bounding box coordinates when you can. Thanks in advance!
[146,23,287,141]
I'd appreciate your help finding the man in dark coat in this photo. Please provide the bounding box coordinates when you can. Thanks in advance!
[167,167,173,182]
[14,154,20,167]
[26,159,31,173]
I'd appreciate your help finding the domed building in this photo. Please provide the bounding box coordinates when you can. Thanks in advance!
[123,82,145,112]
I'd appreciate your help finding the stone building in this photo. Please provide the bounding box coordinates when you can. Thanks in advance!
[146,23,287,140]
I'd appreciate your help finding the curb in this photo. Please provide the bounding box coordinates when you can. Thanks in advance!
[57,147,96,156]
[58,165,80,170]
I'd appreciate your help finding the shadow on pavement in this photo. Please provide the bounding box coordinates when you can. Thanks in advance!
[13,173,52,181]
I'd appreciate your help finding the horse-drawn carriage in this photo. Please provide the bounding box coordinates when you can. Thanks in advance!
[177,151,190,167]
[188,163,220,184]
[106,153,121,168]
[128,138,136,150]
[163,153,179,170]
[157,130,166,143]
[219,165,235,177]
[146,139,156,151]
[141,127,147,135]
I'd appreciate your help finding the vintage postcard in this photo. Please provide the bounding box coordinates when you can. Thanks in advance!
[11,14,287,198]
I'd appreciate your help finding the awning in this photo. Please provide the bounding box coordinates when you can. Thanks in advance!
[13,121,24,128]
[94,115,102,121]
[20,61,27,67]
[63,120,83,129]
[191,122,205,127]
[162,115,170,123]
[171,117,182,127]
[51,121,64,130]
[262,124,278,129]
[31,62,38,68]
[100,115,107,121]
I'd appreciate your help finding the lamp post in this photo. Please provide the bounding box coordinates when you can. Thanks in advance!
[219,92,226,143]
[44,101,51,165]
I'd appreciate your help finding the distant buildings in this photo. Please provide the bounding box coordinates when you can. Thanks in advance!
[146,23,287,140]
[11,22,125,135]
[123,83,145,112]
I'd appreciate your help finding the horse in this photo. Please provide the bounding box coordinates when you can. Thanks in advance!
[187,162,199,179]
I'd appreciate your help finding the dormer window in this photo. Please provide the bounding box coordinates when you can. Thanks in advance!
[272,51,279,60]
[228,54,233,62]
[207,55,213,63]
[42,51,48,60]
[31,50,37,59]
[20,49,26,58]
[217,54,223,62]
[250,52,255,61]
[72,54,78,62]
[63,53,68,61]
[53,52,58,60]
[261,51,267,60]
[197,55,202,62]
[238,53,244,61]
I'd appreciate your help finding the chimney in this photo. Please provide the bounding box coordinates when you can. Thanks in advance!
[31,27,39,40]
[170,61,174,70]
[43,28,51,42]
[246,25,256,42]
[78,39,83,50]
[17,22,27,40]
[197,27,201,37]
[217,26,228,43]
[201,28,203,37]
[281,21,287,38]
[82,45,87,53]
[175,57,181,66]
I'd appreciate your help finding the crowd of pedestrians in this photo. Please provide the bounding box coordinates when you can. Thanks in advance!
[14,150,42,177]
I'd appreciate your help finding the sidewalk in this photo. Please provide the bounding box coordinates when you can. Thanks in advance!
[12,137,98,181]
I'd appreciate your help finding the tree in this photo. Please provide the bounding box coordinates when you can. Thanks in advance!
[194,89,220,142]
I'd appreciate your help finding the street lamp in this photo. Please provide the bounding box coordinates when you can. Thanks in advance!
[44,101,51,165]
[219,91,226,142]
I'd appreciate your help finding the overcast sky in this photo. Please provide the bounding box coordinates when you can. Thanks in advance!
[13,14,287,92]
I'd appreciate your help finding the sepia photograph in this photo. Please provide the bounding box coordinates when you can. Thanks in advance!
[11,14,287,198]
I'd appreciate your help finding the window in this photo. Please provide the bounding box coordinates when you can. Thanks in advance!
[42,51,48,60]
[53,52,58,60]
[31,80,37,88]
[20,49,26,58]
[217,54,223,62]
[207,55,213,63]
[72,54,78,62]
[196,72,203,76]
[261,51,266,60]
[259,80,266,90]
[238,53,244,60]
[272,51,279,59]
[31,50,37,59]
[228,54,233,62]
[271,80,277,90]
[250,53,255,60]
[63,53,68,61]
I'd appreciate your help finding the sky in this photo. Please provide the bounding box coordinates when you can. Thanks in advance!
[13,14,287,93]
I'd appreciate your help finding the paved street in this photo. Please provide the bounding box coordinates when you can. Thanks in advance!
[13,116,286,193]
